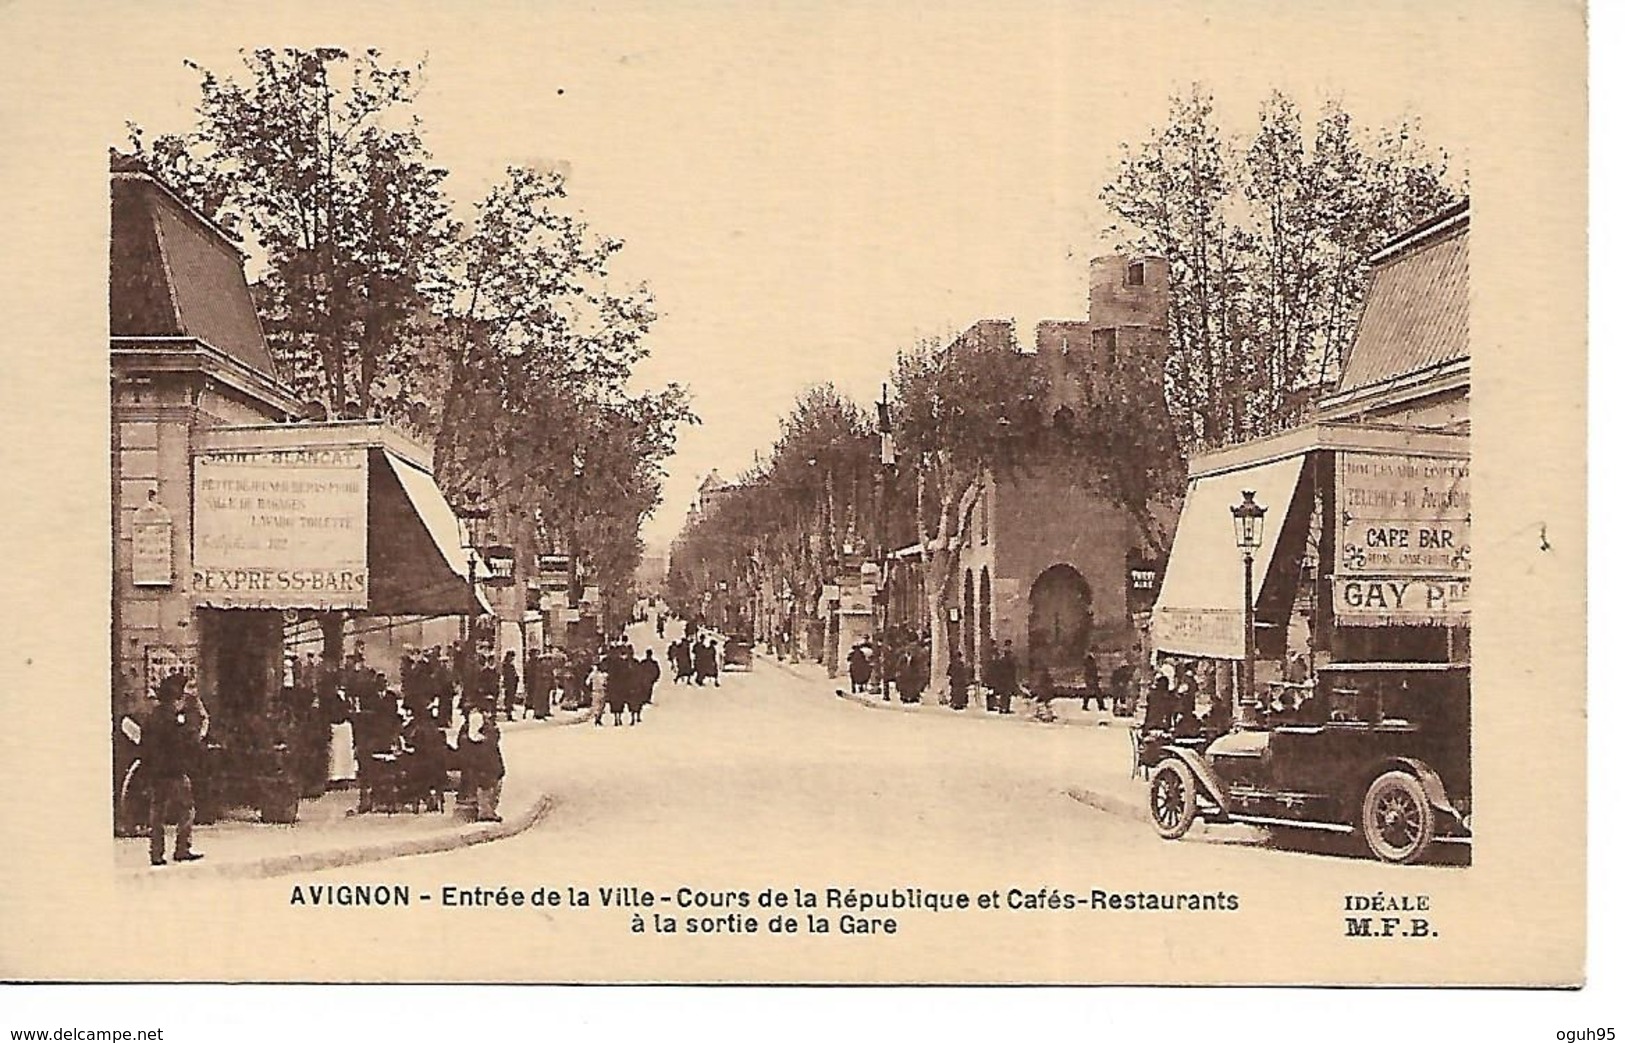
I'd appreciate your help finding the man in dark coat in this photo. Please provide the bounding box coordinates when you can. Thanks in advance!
[694,639,717,686]
[847,645,872,695]
[1082,654,1105,711]
[673,639,694,684]
[500,650,520,721]
[633,650,661,725]
[993,640,1019,714]
[947,651,972,710]
[606,648,632,725]
[142,674,204,866]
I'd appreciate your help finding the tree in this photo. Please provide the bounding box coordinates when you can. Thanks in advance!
[126,54,695,622]
[429,166,693,619]
[127,48,456,422]
[1102,85,1462,451]
[888,325,1050,689]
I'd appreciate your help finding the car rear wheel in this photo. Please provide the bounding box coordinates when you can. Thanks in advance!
[1148,758,1197,840]
[1360,770,1435,864]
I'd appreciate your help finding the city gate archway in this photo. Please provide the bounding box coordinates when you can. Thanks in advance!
[1027,564,1093,677]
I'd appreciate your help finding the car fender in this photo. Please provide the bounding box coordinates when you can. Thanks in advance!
[1358,756,1457,823]
[1390,757,1458,816]
[1164,746,1229,815]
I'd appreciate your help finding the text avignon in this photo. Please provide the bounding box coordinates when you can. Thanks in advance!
[289,884,412,907]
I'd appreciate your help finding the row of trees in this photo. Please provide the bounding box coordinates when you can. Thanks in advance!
[125,48,694,620]
[1103,87,1460,449]
[669,84,1461,687]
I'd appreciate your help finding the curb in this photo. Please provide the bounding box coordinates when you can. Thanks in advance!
[118,714,594,886]
[120,791,558,885]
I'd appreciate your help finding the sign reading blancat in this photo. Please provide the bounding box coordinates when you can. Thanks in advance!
[191,448,369,609]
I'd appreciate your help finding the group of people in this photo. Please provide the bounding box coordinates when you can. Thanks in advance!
[845,633,932,703]
[667,634,722,686]
[588,640,662,727]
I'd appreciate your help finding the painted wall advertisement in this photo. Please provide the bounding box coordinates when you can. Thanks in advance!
[130,495,175,587]
[1335,452,1469,626]
[191,448,369,609]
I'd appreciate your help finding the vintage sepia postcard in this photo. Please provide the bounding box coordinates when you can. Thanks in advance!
[0,0,1589,992]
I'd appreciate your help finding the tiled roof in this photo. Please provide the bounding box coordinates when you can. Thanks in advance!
[109,171,280,378]
[1337,207,1469,393]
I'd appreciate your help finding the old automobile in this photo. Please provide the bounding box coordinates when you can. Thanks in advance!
[722,634,755,671]
[1137,662,1470,863]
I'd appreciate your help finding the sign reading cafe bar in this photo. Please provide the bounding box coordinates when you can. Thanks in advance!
[1335,452,1469,626]
[192,448,369,609]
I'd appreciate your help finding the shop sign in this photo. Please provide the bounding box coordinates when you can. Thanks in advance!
[192,448,368,609]
[144,644,197,701]
[131,494,174,587]
[1333,576,1470,627]
[535,554,571,592]
[1151,606,1243,660]
[1337,453,1470,576]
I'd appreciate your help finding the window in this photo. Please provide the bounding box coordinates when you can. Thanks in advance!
[1093,327,1118,368]
[1127,260,1146,287]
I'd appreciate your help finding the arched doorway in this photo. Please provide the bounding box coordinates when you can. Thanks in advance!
[1027,564,1093,677]
[978,567,993,680]
[962,568,976,669]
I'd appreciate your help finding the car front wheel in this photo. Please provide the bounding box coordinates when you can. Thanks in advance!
[1360,770,1436,864]
[1148,758,1198,840]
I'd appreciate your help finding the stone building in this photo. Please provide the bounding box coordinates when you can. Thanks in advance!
[110,157,481,810]
[890,254,1177,689]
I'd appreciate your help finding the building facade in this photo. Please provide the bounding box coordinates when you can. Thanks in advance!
[111,158,482,816]
[1152,201,1470,694]
[897,254,1177,688]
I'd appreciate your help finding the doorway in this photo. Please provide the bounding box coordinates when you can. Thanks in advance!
[1027,564,1093,677]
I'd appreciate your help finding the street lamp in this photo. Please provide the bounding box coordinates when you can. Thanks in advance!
[454,498,492,709]
[1231,490,1267,724]
[876,382,896,692]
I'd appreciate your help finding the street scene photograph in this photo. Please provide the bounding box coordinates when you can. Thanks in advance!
[0,0,1593,1008]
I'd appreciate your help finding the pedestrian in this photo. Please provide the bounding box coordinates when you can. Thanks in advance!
[607,648,632,726]
[1110,662,1135,717]
[707,638,723,684]
[947,650,971,710]
[1082,654,1106,711]
[403,705,448,812]
[847,644,872,695]
[673,639,694,684]
[1145,662,1177,731]
[459,703,505,823]
[993,640,1018,714]
[142,674,204,866]
[500,650,520,721]
[633,649,661,725]
[589,659,610,726]
[693,639,716,686]
[430,646,453,727]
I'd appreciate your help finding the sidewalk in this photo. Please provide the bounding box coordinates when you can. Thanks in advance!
[757,651,1152,824]
[116,709,591,885]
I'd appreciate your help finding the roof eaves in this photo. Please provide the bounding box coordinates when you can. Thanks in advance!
[1369,199,1470,267]
[112,170,245,261]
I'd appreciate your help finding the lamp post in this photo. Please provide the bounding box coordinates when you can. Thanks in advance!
[1231,490,1267,726]
[876,383,896,695]
[454,498,492,709]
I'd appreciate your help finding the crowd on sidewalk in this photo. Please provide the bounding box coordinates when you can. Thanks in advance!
[119,631,634,869]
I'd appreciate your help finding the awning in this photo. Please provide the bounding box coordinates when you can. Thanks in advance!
[1152,454,1310,659]
[369,449,494,616]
